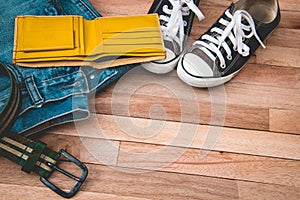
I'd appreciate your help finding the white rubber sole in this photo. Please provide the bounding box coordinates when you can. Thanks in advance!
[177,57,239,88]
[142,48,180,74]
[142,56,180,74]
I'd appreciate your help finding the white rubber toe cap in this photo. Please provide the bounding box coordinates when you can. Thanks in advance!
[181,53,213,77]
[177,53,236,88]
[142,48,178,74]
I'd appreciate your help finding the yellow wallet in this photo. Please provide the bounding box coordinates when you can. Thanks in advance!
[13,14,165,68]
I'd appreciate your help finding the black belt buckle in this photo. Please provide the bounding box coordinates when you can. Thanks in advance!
[40,149,88,198]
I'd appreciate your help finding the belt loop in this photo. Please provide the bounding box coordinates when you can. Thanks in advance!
[24,76,44,108]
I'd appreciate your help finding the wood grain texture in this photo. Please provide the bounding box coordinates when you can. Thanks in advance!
[39,133,120,166]
[1,0,300,199]
[270,109,300,134]
[1,157,300,200]
[117,142,300,187]
[0,158,240,200]
[50,114,300,160]
[0,184,149,200]
[237,181,300,200]
[92,65,299,131]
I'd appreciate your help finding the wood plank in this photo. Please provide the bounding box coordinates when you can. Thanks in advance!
[96,93,270,130]
[91,66,299,131]
[38,133,120,166]
[94,88,282,131]
[237,181,300,200]
[118,142,300,187]
[278,10,300,29]
[93,90,269,130]
[232,63,300,89]
[94,66,300,109]
[49,115,300,160]
[0,158,239,200]
[2,157,300,200]
[222,84,300,110]
[89,0,152,16]
[0,184,150,200]
[266,28,300,49]
[277,0,300,11]
[255,46,300,68]
[270,109,300,134]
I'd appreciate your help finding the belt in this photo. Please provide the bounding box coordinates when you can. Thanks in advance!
[0,63,88,198]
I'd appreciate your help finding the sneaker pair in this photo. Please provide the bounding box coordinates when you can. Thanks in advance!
[143,0,281,88]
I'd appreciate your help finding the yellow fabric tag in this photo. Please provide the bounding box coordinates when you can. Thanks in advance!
[13,14,166,69]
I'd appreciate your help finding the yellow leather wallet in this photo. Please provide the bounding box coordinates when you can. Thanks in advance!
[13,14,165,69]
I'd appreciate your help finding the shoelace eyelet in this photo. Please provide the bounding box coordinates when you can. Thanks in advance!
[227,55,232,60]
[185,10,190,15]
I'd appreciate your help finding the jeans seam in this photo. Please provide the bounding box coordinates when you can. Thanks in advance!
[78,0,100,18]
[16,108,90,134]
[91,69,118,92]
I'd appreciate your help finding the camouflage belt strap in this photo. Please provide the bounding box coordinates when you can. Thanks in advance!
[0,63,88,198]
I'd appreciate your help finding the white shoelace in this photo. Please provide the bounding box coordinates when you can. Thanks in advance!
[194,9,266,69]
[160,0,204,51]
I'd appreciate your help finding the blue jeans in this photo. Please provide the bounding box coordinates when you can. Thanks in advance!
[0,0,132,135]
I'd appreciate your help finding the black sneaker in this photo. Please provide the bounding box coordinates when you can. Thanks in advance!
[142,0,204,74]
[177,0,281,87]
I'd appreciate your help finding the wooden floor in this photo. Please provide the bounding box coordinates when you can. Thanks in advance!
[1,0,300,199]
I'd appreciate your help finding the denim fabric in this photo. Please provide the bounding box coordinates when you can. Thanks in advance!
[0,76,10,113]
[0,0,132,135]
